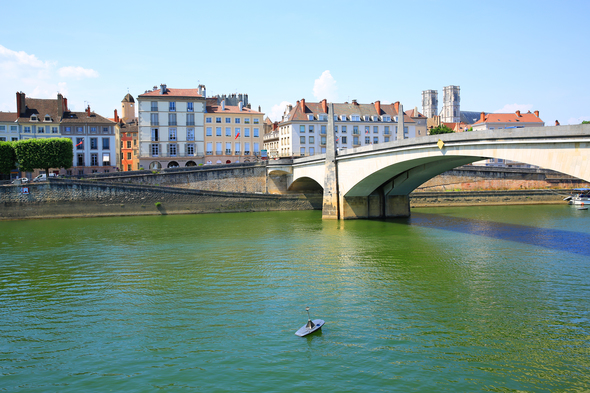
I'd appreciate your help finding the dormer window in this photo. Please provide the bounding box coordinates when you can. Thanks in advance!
[372,115,379,121]
[340,115,347,121]
[307,114,314,121]
[351,115,360,121]
[30,114,38,122]
[43,114,52,122]
[318,114,327,121]
[382,115,391,122]
[363,115,370,121]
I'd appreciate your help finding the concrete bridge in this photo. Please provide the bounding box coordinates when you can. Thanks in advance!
[268,118,590,220]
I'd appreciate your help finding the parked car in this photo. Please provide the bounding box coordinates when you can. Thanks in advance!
[11,177,29,184]
[32,173,58,182]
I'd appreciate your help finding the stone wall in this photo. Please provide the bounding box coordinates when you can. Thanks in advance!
[0,180,322,220]
[410,189,569,208]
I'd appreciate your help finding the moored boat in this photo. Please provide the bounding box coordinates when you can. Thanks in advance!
[564,188,590,205]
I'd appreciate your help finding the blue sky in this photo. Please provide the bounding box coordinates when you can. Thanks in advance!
[1,0,589,124]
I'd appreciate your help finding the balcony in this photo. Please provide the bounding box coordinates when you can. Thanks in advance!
[206,151,213,155]
[216,150,223,155]
[244,151,250,155]
[225,149,231,154]
[234,151,241,155]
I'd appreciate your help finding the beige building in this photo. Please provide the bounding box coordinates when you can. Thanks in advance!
[204,101,264,164]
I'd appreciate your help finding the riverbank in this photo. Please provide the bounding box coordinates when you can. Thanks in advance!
[410,189,569,208]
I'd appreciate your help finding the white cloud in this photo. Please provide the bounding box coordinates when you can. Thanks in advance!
[58,66,99,79]
[494,103,533,113]
[268,101,293,122]
[312,70,338,102]
[566,116,590,125]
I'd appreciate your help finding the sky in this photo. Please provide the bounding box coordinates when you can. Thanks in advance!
[1,0,589,125]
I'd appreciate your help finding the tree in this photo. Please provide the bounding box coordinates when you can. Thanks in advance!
[14,138,73,176]
[582,120,590,124]
[429,125,454,135]
[0,141,17,175]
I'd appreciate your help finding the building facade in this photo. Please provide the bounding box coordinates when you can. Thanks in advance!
[137,84,206,170]
[442,85,460,123]
[277,99,415,157]
[115,93,139,171]
[0,112,19,143]
[204,100,264,164]
[421,90,438,119]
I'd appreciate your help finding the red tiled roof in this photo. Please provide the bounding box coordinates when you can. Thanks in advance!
[473,111,543,124]
[206,105,263,115]
[405,109,425,118]
[283,100,414,123]
[138,88,204,98]
[0,112,18,122]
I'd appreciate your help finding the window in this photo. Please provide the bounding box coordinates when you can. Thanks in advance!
[253,118,259,124]
[225,142,232,154]
[103,127,109,134]
[309,147,314,155]
[353,126,359,135]
[168,113,177,126]
[308,126,314,133]
[77,153,84,166]
[216,117,221,123]
[127,141,131,148]
[90,127,97,134]
[206,142,213,155]
[351,115,360,121]
[44,115,51,122]
[127,165,131,171]
[235,118,240,124]
[335,126,338,132]
[245,142,250,155]
[63,126,70,133]
[300,147,305,155]
[374,126,378,134]
[216,127,222,136]
[244,118,250,124]
[24,126,31,133]
[76,138,84,150]
[216,142,222,155]
[383,116,391,122]
[206,117,212,123]
[52,127,58,134]
[321,125,326,134]
[206,127,212,137]
[187,143,194,155]
[11,137,17,141]
[254,143,259,154]
[187,128,194,141]
[0,137,5,141]
[151,128,159,141]
[127,152,131,160]
[225,127,231,137]
[38,126,45,133]
[309,136,315,144]
[235,142,240,155]
[384,126,390,135]
[90,138,98,150]
[319,114,327,121]
[149,113,159,126]
[187,114,195,126]
[225,118,231,124]
[320,136,326,145]
[365,126,370,134]
[187,102,194,112]
[341,136,347,144]
[151,102,158,111]
[169,102,176,112]
[254,128,259,137]
[91,153,98,166]
[169,129,176,141]
[30,114,38,122]
[384,137,390,142]
[342,126,347,133]
[300,125,305,133]
[77,126,83,133]
[300,136,305,144]
[10,125,17,132]
[102,138,110,149]
[169,143,177,156]
[308,114,314,120]
[321,147,326,154]
[353,136,359,145]
[235,128,240,138]
[373,137,379,144]
[151,144,159,156]
[103,153,110,166]
[365,136,370,144]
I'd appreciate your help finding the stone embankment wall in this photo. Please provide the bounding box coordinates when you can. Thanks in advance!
[416,166,589,192]
[83,163,267,193]
[410,189,569,208]
[0,180,322,220]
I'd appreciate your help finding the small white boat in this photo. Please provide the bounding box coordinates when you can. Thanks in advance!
[565,188,590,205]
[295,307,325,337]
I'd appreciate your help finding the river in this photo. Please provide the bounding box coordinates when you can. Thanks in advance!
[1,205,589,392]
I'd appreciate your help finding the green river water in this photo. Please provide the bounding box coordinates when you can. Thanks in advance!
[1,205,589,392]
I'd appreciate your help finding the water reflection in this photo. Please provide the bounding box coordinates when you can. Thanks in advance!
[410,212,590,257]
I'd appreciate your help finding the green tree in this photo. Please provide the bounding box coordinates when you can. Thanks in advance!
[14,138,73,176]
[429,125,454,135]
[0,141,17,175]
[582,120,590,124]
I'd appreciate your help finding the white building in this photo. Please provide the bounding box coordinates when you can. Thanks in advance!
[0,112,19,143]
[137,84,206,169]
[277,99,416,157]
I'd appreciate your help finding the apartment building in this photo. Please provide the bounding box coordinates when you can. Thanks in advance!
[115,93,139,171]
[204,100,264,164]
[137,84,206,170]
[277,99,415,157]
[0,112,19,142]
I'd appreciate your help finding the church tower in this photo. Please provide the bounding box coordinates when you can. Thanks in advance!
[442,85,460,123]
[422,90,438,119]
[121,93,136,123]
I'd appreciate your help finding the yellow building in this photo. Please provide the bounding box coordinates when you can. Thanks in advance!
[204,100,264,164]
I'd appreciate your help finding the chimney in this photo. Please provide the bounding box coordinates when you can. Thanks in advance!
[57,93,63,115]
[258,105,261,112]
[153,86,157,91]
[414,107,418,117]
[300,98,305,111]
[16,92,24,116]
[239,101,243,111]
[555,120,560,126]
[352,99,358,105]
[64,98,68,112]
[86,105,91,116]
[480,112,486,122]
[534,110,540,117]
[321,99,328,114]
[374,100,381,115]
[393,101,400,113]
[114,109,119,123]
[221,100,225,111]
[516,110,521,117]
[160,84,166,95]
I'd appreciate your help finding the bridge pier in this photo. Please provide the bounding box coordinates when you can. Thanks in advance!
[339,194,410,219]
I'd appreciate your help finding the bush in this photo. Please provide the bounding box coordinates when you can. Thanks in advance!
[429,125,454,135]
[0,141,16,174]
[14,138,73,176]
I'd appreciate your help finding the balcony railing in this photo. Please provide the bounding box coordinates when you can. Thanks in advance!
[216,150,223,155]
[244,151,250,155]
[225,149,231,154]
[149,152,204,158]
[206,151,213,155]
[235,151,241,155]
